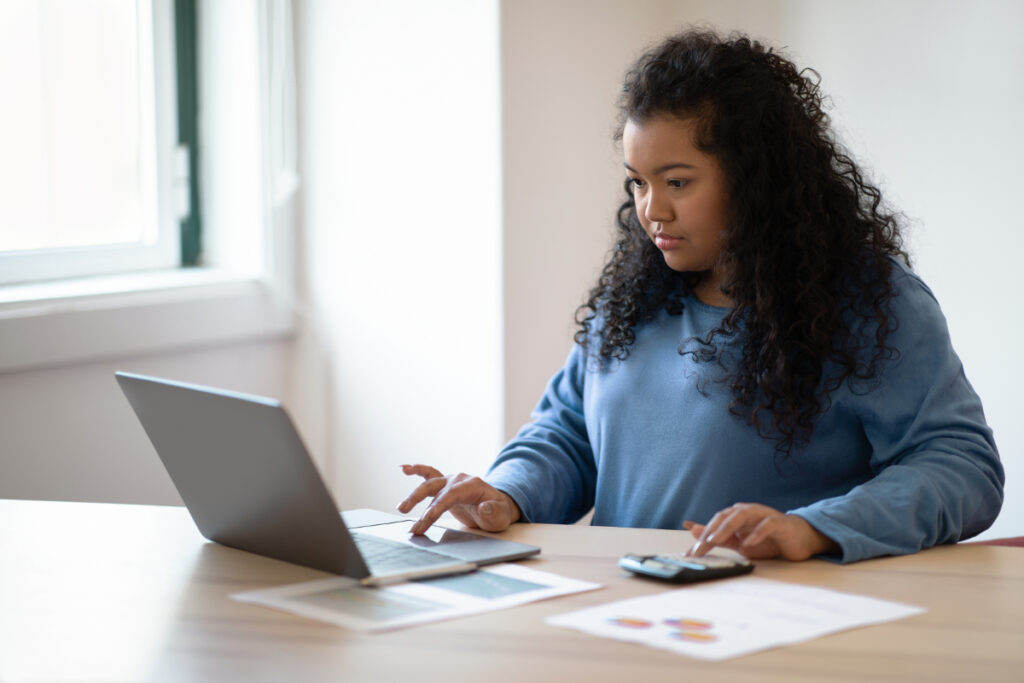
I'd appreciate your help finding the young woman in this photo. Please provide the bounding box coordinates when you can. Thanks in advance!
[397,29,1003,563]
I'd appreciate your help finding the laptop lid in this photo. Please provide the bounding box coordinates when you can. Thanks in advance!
[116,371,377,578]
[116,371,539,582]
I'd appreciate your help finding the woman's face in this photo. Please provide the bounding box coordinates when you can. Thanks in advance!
[623,115,730,285]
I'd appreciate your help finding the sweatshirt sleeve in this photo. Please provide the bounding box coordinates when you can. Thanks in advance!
[789,270,1004,563]
[485,345,596,524]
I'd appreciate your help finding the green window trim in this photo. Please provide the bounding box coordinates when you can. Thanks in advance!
[174,0,201,266]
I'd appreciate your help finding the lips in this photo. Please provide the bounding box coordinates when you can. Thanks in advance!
[653,231,683,249]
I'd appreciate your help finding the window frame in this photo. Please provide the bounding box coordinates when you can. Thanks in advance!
[175,0,201,266]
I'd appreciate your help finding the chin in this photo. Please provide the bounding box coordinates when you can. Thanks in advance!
[662,256,696,273]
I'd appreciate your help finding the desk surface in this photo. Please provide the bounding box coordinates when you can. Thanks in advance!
[1,499,1022,682]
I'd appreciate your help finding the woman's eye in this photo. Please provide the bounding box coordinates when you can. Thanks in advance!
[668,179,688,189]
[628,177,646,190]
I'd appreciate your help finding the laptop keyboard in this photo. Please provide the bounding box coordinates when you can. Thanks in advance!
[352,533,460,572]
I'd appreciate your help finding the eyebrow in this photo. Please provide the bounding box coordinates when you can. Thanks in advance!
[623,161,697,174]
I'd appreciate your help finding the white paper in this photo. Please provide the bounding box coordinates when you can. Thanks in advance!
[232,563,601,632]
[545,576,925,661]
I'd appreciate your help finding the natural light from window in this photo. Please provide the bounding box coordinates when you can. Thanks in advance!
[0,0,175,285]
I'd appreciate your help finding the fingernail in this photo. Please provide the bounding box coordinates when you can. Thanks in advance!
[480,502,494,516]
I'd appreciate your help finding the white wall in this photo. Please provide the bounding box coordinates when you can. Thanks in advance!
[0,340,291,505]
[293,0,504,511]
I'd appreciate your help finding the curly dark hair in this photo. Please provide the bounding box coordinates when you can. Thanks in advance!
[574,28,909,458]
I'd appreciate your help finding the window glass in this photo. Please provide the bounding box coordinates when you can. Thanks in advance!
[0,0,176,285]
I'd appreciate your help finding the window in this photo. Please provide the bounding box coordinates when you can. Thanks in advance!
[0,0,186,286]
[0,0,296,373]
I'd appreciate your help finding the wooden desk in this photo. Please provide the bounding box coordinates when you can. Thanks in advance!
[2,499,1021,682]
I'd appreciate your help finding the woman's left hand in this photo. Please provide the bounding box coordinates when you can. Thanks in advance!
[684,503,839,561]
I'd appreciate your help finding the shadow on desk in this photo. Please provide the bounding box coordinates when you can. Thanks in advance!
[147,541,562,681]
[148,542,335,681]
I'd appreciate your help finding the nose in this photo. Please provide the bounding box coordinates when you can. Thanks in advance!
[642,188,674,224]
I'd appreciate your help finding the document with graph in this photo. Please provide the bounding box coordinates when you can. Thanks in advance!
[546,577,925,660]
[233,563,600,632]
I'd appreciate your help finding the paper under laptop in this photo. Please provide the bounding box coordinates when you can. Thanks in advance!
[115,372,539,585]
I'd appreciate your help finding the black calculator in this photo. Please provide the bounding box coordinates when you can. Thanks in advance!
[618,552,754,584]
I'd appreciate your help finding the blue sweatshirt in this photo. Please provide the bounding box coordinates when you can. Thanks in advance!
[486,264,1004,562]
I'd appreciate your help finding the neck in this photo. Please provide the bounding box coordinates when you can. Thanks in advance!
[692,273,733,308]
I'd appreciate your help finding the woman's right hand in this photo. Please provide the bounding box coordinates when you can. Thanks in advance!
[397,464,521,535]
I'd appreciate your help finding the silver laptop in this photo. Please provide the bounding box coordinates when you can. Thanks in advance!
[115,371,539,585]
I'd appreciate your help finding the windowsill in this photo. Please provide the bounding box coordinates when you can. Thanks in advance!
[0,268,295,373]
[0,268,255,307]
